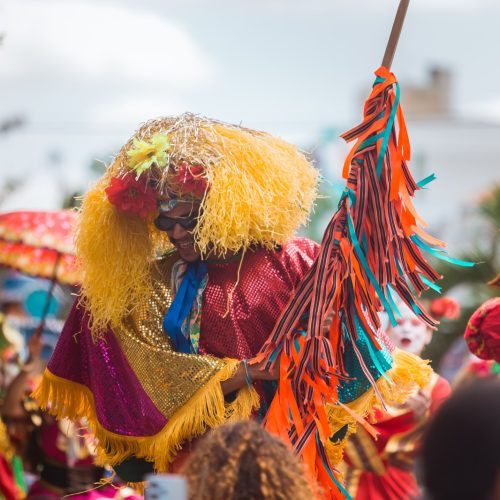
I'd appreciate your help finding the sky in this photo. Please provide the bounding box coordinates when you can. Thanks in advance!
[0,0,499,209]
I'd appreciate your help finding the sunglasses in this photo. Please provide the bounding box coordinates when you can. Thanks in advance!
[154,214,198,231]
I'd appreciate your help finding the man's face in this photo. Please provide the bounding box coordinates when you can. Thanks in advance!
[155,202,201,263]
[386,303,432,356]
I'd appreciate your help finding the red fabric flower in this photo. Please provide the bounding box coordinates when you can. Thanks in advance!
[105,174,157,218]
[178,163,208,199]
[430,297,461,320]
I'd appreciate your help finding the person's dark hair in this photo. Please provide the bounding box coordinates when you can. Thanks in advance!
[422,379,500,500]
[183,420,314,500]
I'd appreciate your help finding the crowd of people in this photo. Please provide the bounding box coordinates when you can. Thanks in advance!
[0,110,498,500]
[0,273,497,500]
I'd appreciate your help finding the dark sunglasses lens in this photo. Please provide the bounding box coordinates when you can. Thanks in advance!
[154,216,198,231]
[154,217,175,231]
[182,217,198,229]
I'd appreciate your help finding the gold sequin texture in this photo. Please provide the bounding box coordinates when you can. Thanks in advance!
[114,253,225,419]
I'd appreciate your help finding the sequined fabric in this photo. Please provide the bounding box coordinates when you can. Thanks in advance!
[47,304,167,437]
[200,237,318,359]
[114,255,225,419]
[46,238,318,438]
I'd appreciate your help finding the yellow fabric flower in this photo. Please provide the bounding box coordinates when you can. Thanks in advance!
[127,133,171,176]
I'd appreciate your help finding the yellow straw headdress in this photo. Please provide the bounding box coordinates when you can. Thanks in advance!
[77,113,319,338]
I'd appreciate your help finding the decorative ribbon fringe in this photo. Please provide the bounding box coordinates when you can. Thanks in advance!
[33,359,260,472]
[256,66,452,498]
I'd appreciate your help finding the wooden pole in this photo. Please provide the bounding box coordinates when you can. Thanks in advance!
[381,0,411,70]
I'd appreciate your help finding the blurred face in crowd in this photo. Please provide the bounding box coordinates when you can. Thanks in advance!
[386,302,432,356]
[154,201,201,263]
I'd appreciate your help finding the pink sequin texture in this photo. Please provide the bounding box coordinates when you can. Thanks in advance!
[199,238,318,359]
[47,303,167,437]
[47,238,318,438]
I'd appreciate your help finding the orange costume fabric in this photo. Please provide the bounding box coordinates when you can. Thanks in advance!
[342,373,451,500]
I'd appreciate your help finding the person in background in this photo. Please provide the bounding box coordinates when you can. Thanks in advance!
[463,296,500,364]
[183,420,314,500]
[0,273,32,499]
[341,299,456,500]
[2,332,142,500]
[422,379,500,500]
[450,295,500,389]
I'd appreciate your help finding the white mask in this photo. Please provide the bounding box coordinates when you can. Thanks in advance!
[386,303,432,356]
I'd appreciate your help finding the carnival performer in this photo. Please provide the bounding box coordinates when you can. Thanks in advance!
[341,300,454,500]
[33,112,435,498]
[0,318,25,500]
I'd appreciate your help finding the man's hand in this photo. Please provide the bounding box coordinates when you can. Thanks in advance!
[220,357,280,396]
[248,357,280,381]
[404,390,431,421]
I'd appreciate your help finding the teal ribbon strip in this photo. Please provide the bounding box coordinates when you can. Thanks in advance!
[410,301,422,316]
[386,284,402,318]
[293,329,307,354]
[411,235,475,267]
[316,432,352,500]
[361,234,369,255]
[346,193,397,326]
[358,131,385,151]
[389,279,421,321]
[420,274,442,293]
[417,173,437,189]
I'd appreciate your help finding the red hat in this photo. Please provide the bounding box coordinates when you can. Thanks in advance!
[464,297,500,362]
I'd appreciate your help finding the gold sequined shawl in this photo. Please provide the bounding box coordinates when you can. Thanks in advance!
[34,252,260,472]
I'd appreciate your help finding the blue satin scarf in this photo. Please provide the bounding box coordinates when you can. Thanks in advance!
[163,261,208,353]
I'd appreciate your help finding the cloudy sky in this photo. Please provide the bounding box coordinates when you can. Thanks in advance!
[0,0,499,209]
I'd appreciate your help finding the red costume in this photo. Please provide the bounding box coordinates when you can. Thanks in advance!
[342,373,450,500]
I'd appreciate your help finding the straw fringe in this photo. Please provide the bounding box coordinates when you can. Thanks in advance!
[78,114,319,340]
[33,359,260,472]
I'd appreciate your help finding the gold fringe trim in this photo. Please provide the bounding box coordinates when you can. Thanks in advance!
[325,348,432,466]
[33,359,260,472]
[127,482,145,496]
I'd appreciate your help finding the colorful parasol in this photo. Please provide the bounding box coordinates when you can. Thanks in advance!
[0,210,79,286]
[0,210,80,331]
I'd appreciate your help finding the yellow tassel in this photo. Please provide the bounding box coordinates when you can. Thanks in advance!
[33,359,260,472]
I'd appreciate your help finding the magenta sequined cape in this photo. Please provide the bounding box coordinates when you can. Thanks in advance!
[38,238,317,459]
